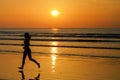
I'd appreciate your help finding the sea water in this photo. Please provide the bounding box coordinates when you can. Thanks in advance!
[0,28,120,58]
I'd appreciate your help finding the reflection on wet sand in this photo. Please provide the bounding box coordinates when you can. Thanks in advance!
[51,54,57,72]
[19,70,40,80]
[51,42,57,72]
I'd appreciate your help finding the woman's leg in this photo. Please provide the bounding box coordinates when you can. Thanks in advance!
[19,51,27,69]
[28,50,40,68]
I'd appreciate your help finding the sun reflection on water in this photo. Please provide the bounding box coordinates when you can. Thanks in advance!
[51,42,58,54]
[51,47,57,53]
[50,42,58,72]
[51,28,58,33]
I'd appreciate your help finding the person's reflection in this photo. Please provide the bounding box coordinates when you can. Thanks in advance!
[19,70,40,80]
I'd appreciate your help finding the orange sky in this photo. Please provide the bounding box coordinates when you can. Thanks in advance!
[0,0,120,28]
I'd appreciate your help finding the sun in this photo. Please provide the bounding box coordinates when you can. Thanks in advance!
[51,10,59,16]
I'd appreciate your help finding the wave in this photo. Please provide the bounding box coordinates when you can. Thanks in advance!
[0,29,120,59]
[32,33,120,39]
[0,38,120,42]
[0,43,120,50]
[0,32,120,43]
[61,53,120,59]
[0,50,120,59]
[0,33,120,39]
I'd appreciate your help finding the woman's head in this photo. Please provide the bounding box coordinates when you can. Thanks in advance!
[24,32,31,39]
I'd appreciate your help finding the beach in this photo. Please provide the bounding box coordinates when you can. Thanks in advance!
[0,53,120,80]
[0,28,120,80]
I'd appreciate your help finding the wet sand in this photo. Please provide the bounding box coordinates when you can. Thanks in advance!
[0,53,120,80]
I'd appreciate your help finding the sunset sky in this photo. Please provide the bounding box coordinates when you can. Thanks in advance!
[0,0,120,28]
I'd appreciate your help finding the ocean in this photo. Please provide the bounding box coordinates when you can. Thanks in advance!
[1,28,120,80]
[0,28,120,58]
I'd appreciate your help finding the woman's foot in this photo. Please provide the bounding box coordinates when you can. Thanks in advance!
[18,67,23,69]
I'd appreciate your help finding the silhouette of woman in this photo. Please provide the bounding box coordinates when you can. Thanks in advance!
[19,32,40,69]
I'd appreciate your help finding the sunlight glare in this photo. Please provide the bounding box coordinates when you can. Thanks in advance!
[52,42,58,46]
[51,42,58,54]
[51,54,57,72]
[51,47,57,53]
[51,10,59,16]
